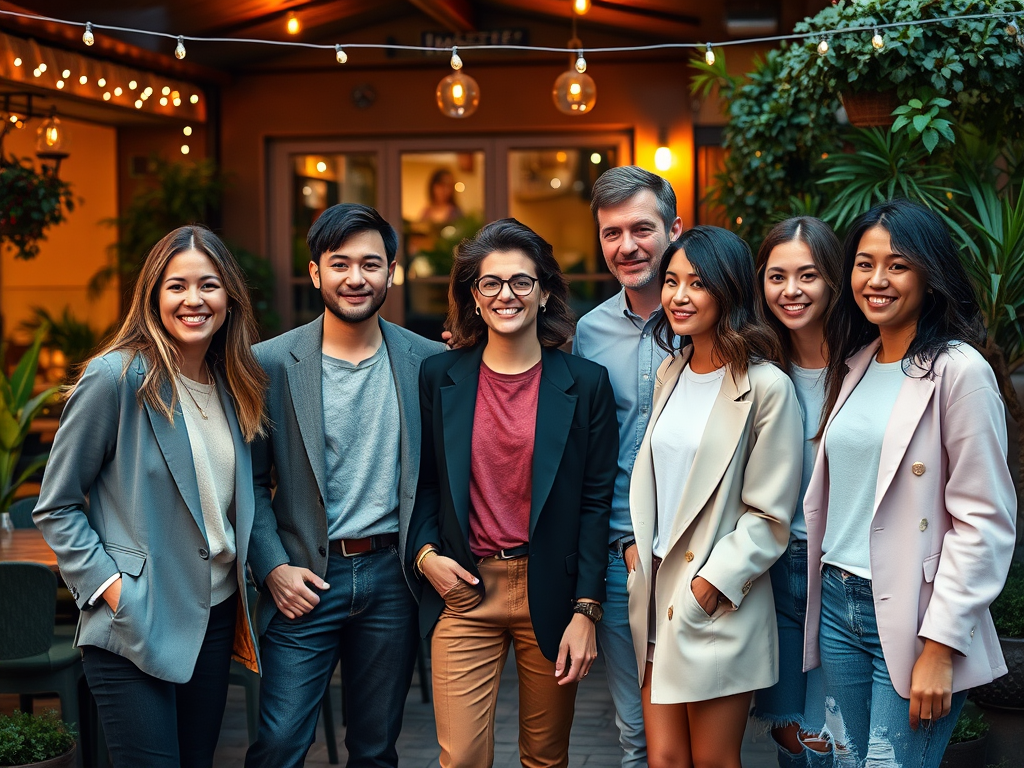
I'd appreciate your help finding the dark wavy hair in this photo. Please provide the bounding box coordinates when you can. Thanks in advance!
[820,198,985,429]
[446,218,575,348]
[654,226,781,374]
[754,217,844,371]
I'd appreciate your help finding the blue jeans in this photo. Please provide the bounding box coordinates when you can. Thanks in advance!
[82,591,237,768]
[818,565,966,768]
[753,540,827,768]
[596,549,647,768]
[245,547,418,768]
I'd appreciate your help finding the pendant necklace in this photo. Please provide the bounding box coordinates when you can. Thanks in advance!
[178,363,216,420]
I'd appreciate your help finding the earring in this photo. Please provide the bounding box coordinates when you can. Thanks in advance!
[475,306,481,316]
[541,304,547,312]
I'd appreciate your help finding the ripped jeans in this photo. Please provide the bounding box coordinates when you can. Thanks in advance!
[818,565,966,768]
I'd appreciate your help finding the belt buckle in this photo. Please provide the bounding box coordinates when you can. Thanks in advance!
[496,548,512,560]
[340,539,362,557]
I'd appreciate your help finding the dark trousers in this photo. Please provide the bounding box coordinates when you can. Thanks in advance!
[81,591,238,768]
[245,546,419,768]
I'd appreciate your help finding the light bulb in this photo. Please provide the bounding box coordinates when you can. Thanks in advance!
[817,36,829,56]
[450,47,463,71]
[83,22,95,46]
[98,78,106,87]
[79,75,88,84]
[32,68,41,78]
[162,86,171,95]
[38,63,47,73]
[135,99,143,108]
[35,114,67,154]
[181,144,190,155]
[114,86,123,96]
[62,69,70,78]
[574,0,591,14]
[575,51,587,73]
[173,97,181,106]
[436,71,480,118]
[183,126,193,136]
[553,70,597,115]
[13,58,22,67]
[286,14,300,34]
[654,146,672,172]
[129,80,138,90]
[175,36,186,59]
[160,97,168,106]
[103,92,111,100]
[190,94,199,104]
[335,44,348,64]
[56,80,65,89]
[872,29,884,50]
[705,43,715,66]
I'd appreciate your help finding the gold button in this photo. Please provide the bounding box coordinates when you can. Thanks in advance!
[667,606,674,620]
[684,550,694,562]
[919,518,928,531]
[912,462,926,476]
[742,580,752,595]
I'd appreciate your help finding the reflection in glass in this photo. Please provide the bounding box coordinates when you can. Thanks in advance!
[508,148,618,316]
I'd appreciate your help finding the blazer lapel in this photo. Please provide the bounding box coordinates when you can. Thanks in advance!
[530,349,578,537]
[441,346,484,539]
[216,375,254,558]
[874,360,935,514]
[381,320,420,555]
[286,316,327,498]
[666,363,751,553]
[145,373,207,540]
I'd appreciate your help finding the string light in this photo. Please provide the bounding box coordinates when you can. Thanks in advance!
[573,0,591,14]
[704,43,715,66]
[82,21,94,46]
[162,86,171,95]
[817,35,829,56]
[38,63,47,73]
[114,86,123,96]
[79,74,88,84]
[286,13,300,35]
[575,51,587,73]
[56,80,64,88]
[335,44,348,64]
[437,48,479,118]
[103,91,111,100]
[450,46,463,70]
[181,144,190,155]
[175,36,186,59]
[190,94,200,104]
[872,28,885,50]
[183,126,193,136]
[160,97,168,105]
[98,77,106,87]
[129,80,138,90]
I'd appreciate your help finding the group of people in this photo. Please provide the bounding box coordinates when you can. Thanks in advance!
[32,165,1016,768]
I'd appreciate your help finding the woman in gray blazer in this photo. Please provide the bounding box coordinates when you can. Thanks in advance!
[33,226,268,768]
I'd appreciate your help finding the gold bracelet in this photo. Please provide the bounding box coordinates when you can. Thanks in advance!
[415,546,438,575]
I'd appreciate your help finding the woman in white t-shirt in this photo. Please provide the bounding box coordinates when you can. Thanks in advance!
[750,217,843,767]
[626,227,803,768]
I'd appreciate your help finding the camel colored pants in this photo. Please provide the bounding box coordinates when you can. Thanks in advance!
[431,556,578,768]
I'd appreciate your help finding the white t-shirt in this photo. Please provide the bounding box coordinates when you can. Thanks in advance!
[651,364,726,559]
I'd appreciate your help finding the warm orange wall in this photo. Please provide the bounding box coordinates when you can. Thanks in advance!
[219,57,694,255]
[1,118,119,342]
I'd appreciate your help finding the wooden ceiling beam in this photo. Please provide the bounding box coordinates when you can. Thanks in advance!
[406,0,476,33]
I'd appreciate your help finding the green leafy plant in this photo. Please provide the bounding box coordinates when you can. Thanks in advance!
[947,709,990,745]
[0,156,75,260]
[991,561,1024,638]
[20,306,113,369]
[0,326,59,515]
[891,95,955,153]
[0,710,76,765]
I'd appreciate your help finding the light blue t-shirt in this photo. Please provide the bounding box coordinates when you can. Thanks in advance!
[789,364,826,541]
[821,356,906,579]
[574,289,674,543]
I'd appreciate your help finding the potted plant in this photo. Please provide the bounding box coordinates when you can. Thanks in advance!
[939,709,989,768]
[0,710,76,768]
[974,562,1024,710]
[0,156,74,262]
[0,326,59,529]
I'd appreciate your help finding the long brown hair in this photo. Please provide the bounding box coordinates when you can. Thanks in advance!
[72,226,268,441]
[753,217,843,372]
[446,218,575,349]
[654,227,781,374]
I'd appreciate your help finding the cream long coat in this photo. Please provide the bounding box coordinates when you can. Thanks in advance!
[627,347,804,704]
[803,342,1017,698]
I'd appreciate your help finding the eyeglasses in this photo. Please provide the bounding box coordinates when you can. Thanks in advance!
[474,274,539,297]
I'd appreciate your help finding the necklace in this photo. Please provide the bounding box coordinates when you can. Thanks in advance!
[178,364,216,420]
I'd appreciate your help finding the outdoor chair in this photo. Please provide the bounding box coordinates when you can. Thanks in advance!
[0,562,108,768]
[7,495,39,528]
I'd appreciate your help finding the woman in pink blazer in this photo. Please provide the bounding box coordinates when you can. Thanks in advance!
[804,199,1016,767]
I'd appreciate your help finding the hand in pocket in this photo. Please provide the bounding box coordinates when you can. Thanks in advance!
[442,580,483,612]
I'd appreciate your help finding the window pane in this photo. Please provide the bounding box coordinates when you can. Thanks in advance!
[507,148,619,317]
[402,151,485,339]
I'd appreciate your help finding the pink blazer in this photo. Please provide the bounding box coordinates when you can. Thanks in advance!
[803,341,1017,698]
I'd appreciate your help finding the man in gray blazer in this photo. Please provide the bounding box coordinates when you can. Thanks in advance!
[245,204,445,768]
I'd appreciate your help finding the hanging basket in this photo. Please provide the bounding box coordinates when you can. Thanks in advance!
[840,91,901,128]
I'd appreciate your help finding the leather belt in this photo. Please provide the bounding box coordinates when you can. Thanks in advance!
[491,544,529,561]
[329,533,399,557]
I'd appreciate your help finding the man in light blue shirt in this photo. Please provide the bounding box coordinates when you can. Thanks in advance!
[574,166,681,767]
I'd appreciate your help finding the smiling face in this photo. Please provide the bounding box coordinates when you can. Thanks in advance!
[310,229,395,325]
[661,248,720,346]
[158,248,228,358]
[851,224,928,338]
[764,238,831,335]
[472,250,549,341]
[596,190,680,291]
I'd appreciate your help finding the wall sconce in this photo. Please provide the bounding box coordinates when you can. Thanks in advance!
[654,129,672,172]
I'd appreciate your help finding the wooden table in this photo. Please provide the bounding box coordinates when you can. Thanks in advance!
[0,529,58,571]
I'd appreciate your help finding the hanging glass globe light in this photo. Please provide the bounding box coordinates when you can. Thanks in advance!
[553,70,596,115]
[436,71,480,118]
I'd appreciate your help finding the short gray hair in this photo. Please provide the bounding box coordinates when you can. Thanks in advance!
[590,166,677,231]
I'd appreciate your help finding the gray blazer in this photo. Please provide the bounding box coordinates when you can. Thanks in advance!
[33,351,260,684]
[248,315,444,635]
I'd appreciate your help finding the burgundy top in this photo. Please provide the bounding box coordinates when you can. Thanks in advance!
[468,361,542,558]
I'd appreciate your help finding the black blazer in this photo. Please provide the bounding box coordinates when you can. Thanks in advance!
[408,344,617,661]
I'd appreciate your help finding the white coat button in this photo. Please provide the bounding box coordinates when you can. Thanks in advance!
[919,518,928,532]
[912,462,926,476]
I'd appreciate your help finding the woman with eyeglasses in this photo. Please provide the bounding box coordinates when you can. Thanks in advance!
[408,218,618,768]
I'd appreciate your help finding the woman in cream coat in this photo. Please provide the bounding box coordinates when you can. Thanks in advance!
[627,228,804,768]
